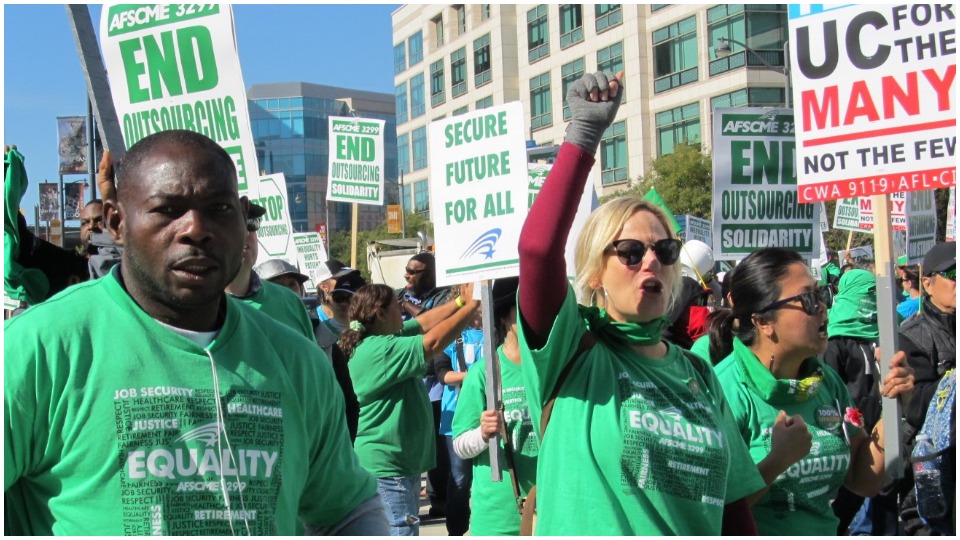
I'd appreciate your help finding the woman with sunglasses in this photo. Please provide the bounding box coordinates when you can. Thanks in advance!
[516,71,763,535]
[340,283,479,536]
[710,247,904,535]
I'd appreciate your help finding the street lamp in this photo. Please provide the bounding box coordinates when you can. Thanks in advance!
[714,37,791,109]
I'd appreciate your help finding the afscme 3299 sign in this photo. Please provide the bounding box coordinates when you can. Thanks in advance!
[789,4,956,203]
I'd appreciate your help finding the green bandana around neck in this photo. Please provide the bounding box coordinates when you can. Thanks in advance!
[582,306,669,346]
[732,337,825,404]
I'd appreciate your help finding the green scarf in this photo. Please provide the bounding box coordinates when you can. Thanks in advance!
[733,338,825,405]
[582,306,669,346]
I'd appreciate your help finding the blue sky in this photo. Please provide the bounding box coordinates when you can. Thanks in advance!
[4,3,401,224]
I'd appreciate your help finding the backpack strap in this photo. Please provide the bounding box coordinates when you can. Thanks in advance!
[519,331,595,535]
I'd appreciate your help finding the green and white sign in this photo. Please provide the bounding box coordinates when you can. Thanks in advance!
[712,108,818,259]
[326,116,386,206]
[833,198,864,232]
[677,215,713,246]
[100,4,259,197]
[293,232,329,292]
[252,173,297,267]
[429,102,529,285]
[905,190,937,264]
[527,163,597,286]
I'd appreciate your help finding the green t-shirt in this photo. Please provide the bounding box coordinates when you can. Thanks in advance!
[714,339,862,536]
[689,333,711,363]
[349,319,435,477]
[3,267,376,535]
[452,349,539,536]
[517,285,764,535]
[239,279,315,342]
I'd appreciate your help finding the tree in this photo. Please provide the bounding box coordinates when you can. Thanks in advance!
[328,211,434,281]
[602,143,713,219]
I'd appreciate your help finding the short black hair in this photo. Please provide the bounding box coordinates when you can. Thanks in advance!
[117,130,235,191]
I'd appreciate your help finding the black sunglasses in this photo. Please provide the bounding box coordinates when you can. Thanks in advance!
[606,238,682,267]
[757,288,832,316]
[929,267,956,281]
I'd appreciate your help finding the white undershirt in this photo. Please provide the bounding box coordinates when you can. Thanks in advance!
[155,319,219,348]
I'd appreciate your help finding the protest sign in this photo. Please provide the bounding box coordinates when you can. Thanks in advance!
[293,232,329,291]
[252,173,297,267]
[677,215,712,246]
[712,108,819,259]
[788,5,956,203]
[528,163,597,285]
[100,4,259,197]
[905,190,937,264]
[326,116,386,205]
[428,102,529,285]
[840,244,874,265]
[833,197,864,232]
[817,203,829,233]
[857,193,906,231]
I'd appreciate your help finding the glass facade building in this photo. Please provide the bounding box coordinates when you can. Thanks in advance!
[248,83,398,235]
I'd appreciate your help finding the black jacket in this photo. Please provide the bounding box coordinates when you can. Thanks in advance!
[823,336,881,429]
[899,297,956,430]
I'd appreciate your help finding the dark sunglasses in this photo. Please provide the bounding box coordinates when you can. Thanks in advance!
[404,267,426,275]
[931,267,956,281]
[606,238,682,267]
[330,292,352,304]
[757,288,832,316]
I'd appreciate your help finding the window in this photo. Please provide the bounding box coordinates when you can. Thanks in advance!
[651,4,670,12]
[430,59,446,107]
[400,182,411,213]
[596,4,622,33]
[455,5,466,35]
[710,87,786,110]
[527,5,550,63]
[529,72,552,131]
[475,96,493,110]
[393,43,406,74]
[561,57,585,120]
[453,106,469,116]
[408,31,423,66]
[597,41,625,100]
[474,34,492,87]
[433,15,444,47]
[560,5,584,49]
[397,133,410,174]
[656,103,700,156]
[414,180,429,214]
[409,74,425,119]
[451,47,467,97]
[707,5,788,77]
[395,82,408,124]
[600,121,628,185]
[412,127,428,171]
[653,16,698,93]
[481,4,491,21]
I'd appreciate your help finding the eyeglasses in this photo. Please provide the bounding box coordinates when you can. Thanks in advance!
[931,267,956,281]
[606,238,682,267]
[757,288,833,316]
[404,267,426,275]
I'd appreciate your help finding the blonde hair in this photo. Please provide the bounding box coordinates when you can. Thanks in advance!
[573,196,683,314]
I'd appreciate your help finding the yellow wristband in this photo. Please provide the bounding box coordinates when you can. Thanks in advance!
[455,296,465,308]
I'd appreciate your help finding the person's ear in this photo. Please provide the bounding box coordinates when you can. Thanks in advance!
[752,313,776,339]
[104,199,124,245]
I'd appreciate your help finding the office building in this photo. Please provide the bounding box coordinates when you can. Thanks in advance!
[248,82,399,235]
[393,4,789,219]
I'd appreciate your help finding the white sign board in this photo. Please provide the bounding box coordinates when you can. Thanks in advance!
[857,193,906,231]
[527,163,598,284]
[253,173,297,267]
[428,102,529,285]
[100,4,259,197]
[326,116,386,205]
[905,190,938,264]
[833,197,864,232]
[293,232,329,292]
[788,4,957,202]
[677,214,713,246]
[947,186,956,242]
[712,108,819,259]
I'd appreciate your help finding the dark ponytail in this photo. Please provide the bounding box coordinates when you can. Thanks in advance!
[338,284,395,359]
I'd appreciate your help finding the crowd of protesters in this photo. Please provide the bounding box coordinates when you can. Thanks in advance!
[4,70,954,536]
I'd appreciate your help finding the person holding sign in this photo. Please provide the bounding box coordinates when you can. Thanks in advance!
[710,247,911,535]
[516,71,763,535]
[340,282,479,536]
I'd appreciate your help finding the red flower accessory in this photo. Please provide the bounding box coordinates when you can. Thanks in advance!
[844,407,864,428]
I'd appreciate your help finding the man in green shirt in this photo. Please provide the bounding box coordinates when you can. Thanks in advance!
[4,130,386,535]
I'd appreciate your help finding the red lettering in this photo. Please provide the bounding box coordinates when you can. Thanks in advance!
[802,86,840,131]
[844,81,880,125]
[882,72,919,118]
[922,65,956,112]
